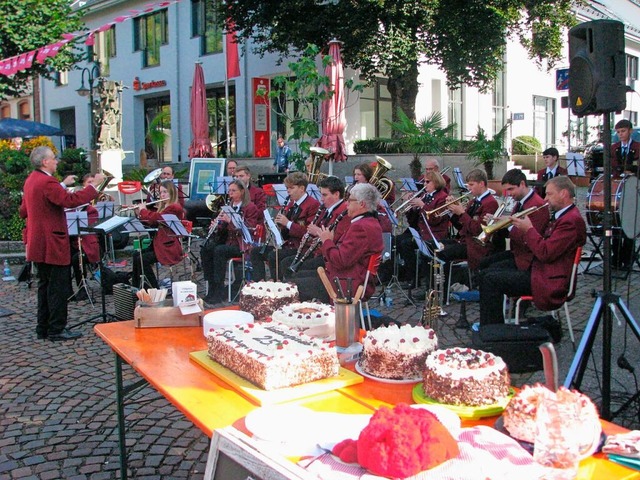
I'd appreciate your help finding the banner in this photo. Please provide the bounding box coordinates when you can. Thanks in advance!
[252,78,270,158]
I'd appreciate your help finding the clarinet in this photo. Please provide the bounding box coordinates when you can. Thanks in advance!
[288,206,326,273]
[260,195,290,254]
[204,197,231,247]
[288,209,348,273]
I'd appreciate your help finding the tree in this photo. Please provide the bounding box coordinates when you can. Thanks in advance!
[0,1,85,99]
[222,0,576,123]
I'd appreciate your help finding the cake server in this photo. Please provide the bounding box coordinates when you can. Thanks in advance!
[317,267,337,300]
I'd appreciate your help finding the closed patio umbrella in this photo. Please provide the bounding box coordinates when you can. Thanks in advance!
[188,63,213,158]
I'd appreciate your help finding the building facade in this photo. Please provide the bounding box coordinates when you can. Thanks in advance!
[36,0,640,167]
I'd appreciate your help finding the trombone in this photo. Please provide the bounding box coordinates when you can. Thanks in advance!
[425,192,472,218]
[474,202,549,246]
[393,186,427,215]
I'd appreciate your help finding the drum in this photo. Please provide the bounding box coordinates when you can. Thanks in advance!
[585,174,625,228]
[620,175,640,238]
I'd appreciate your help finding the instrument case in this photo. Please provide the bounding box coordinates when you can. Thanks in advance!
[471,324,551,373]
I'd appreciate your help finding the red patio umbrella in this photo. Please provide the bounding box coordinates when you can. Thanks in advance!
[188,62,214,158]
[318,39,347,170]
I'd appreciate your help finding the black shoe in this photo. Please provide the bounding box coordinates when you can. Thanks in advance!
[49,329,83,341]
[455,318,470,329]
[37,332,47,340]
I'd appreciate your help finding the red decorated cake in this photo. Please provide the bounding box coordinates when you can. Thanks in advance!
[206,322,339,390]
[359,324,438,380]
[423,347,510,406]
[238,281,299,321]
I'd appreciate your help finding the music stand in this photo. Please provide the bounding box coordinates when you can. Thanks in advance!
[66,211,94,306]
[263,209,285,280]
[566,152,586,176]
[384,223,417,308]
[271,184,289,207]
[123,217,156,289]
[95,201,115,219]
[68,215,134,328]
[306,184,321,202]
[344,175,354,185]
[208,176,233,196]
[399,178,419,192]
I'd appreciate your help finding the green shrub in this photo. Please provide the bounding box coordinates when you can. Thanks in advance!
[353,139,402,154]
[512,136,542,155]
[0,211,25,241]
[58,147,90,179]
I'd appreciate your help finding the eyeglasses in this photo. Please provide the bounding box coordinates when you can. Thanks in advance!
[424,180,431,184]
[348,198,360,203]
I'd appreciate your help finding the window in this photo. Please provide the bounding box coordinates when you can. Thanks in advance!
[448,86,463,140]
[192,0,222,55]
[359,78,392,139]
[0,104,10,119]
[533,96,555,148]
[627,54,638,80]
[134,9,168,67]
[207,86,236,156]
[624,111,638,126]
[144,97,171,162]
[54,70,68,86]
[492,67,507,136]
[94,25,117,75]
[18,101,30,120]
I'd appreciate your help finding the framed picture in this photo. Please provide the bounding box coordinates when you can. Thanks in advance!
[189,158,226,200]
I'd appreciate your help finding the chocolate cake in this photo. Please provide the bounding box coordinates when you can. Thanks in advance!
[238,281,299,321]
[206,323,339,390]
[423,348,510,406]
[271,302,334,330]
[359,324,438,380]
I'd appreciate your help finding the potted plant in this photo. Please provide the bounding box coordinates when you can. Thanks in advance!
[467,124,509,181]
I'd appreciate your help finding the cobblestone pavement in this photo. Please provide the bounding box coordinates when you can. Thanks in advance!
[2,187,640,478]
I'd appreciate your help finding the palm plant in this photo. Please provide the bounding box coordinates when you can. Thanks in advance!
[467,123,509,179]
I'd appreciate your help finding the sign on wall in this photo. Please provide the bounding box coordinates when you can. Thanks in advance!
[253,77,271,158]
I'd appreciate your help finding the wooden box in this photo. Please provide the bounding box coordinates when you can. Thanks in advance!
[134,299,204,328]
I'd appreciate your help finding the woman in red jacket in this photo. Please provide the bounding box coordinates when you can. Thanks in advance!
[133,180,184,289]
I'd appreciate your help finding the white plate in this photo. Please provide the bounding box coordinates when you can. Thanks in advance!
[203,310,253,337]
[355,361,422,385]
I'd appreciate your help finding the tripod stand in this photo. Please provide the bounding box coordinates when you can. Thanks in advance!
[386,224,416,307]
[68,234,95,307]
[563,112,640,420]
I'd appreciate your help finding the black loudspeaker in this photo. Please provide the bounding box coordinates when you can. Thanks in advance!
[568,19,627,116]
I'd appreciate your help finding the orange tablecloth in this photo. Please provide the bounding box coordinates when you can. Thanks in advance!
[95,320,640,479]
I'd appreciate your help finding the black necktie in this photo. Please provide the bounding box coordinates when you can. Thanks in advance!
[514,202,522,213]
[547,171,554,179]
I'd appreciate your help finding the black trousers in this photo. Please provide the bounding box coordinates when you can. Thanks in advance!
[479,267,531,325]
[36,262,72,336]
[132,247,158,288]
[201,243,242,295]
[291,271,330,303]
[250,245,296,281]
[280,254,325,281]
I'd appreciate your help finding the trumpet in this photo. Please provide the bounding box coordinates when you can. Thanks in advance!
[474,202,549,246]
[425,192,472,218]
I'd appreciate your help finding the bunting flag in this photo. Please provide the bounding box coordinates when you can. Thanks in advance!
[0,0,181,77]
[225,21,241,79]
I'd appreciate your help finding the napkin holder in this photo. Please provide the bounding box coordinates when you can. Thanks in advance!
[134,299,204,328]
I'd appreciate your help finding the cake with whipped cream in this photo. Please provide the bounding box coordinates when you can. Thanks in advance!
[206,322,339,390]
[359,324,438,380]
[238,281,299,321]
[271,302,334,330]
[503,384,600,445]
[423,348,510,406]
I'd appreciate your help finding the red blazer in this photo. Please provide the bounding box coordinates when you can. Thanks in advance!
[70,205,100,264]
[322,213,384,301]
[524,204,586,311]
[326,201,350,247]
[417,189,450,241]
[139,202,185,266]
[536,166,568,183]
[376,205,393,233]
[20,170,99,266]
[221,202,260,250]
[283,195,321,249]
[452,193,499,270]
[611,139,640,175]
[249,184,266,219]
[509,191,550,271]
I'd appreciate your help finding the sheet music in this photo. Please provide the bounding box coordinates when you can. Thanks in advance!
[453,167,468,191]
[223,207,253,244]
[66,211,89,236]
[306,184,321,201]
[379,199,399,227]
[91,215,132,233]
[208,176,233,195]
[95,201,115,219]
[264,208,284,247]
[400,178,418,192]
[123,218,149,233]
[409,227,433,257]
[161,214,190,236]
[272,184,289,206]
[566,153,586,176]
[344,175,354,185]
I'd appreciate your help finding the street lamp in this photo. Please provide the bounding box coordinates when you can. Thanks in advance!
[76,63,101,150]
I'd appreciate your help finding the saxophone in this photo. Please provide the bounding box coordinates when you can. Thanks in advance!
[420,257,445,329]
[288,209,348,273]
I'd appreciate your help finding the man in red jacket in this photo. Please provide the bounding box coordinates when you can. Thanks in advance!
[479,176,586,326]
[20,147,105,341]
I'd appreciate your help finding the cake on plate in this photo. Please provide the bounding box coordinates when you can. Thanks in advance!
[503,384,601,445]
[238,281,299,321]
[206,322,339,390]
[271,302,334,330]
[423,347,510,406]
[359,324,437,380]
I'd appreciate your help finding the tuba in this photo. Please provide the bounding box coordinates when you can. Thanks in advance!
[93,170,115,203]
[370,156,395,199]
[306,147,332,184]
